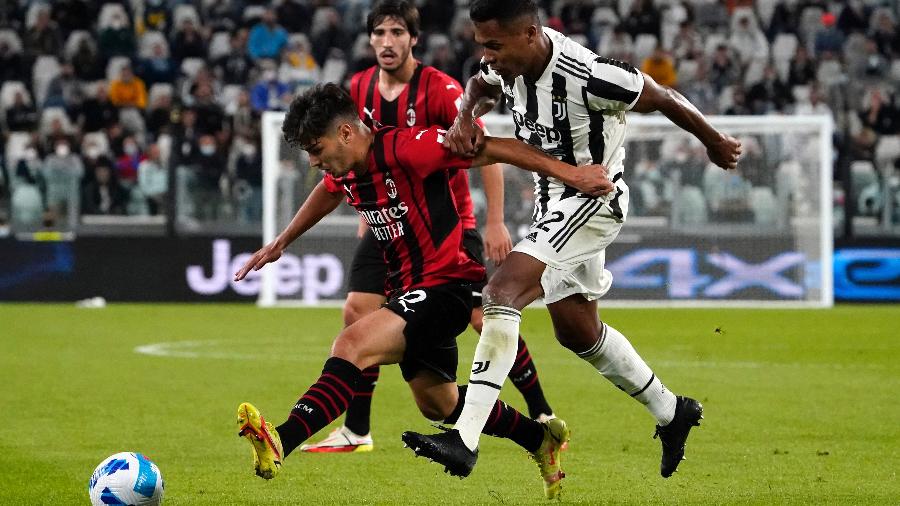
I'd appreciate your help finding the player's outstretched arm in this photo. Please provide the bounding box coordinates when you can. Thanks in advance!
[444,75,502,156]
[480,162,513,265]
[631,72,742,170]
[234,181,343,281]
[472,137,614,198]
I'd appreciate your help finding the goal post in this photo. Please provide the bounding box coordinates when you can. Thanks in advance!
[260,111,833,307]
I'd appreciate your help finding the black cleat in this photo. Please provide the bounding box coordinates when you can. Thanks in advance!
[401,429,478,478]
[654,396,703,478]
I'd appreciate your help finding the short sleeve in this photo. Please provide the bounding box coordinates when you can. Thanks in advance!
[392,127,472,179]
[584,56,645,112]
[479,57,502,87]
[321,174,342,194]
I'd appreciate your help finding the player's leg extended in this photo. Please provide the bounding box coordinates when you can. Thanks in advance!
[237,308,407,478]
[549,296,702,477]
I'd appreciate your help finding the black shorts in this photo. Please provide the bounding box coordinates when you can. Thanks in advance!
[383,283,474,382]
[348,228,488,303]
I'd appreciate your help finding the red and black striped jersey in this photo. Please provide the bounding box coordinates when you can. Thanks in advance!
[349,63,479,230]
[322,126,486,294]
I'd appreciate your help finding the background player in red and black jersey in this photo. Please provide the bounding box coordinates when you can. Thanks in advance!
[231,83,611,490]
[300,0,556,453]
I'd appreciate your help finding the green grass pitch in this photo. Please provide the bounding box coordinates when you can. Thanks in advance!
[1,304,898,505]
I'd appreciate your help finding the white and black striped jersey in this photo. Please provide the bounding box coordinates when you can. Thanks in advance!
[480,27,644,220]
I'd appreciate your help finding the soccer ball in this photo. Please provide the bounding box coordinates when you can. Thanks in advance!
[88,452,165,505]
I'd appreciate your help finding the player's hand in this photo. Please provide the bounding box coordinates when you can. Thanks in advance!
[483,220,512,266]
[444,114,485,157]
[234,241,284,282]
[707,133,742,170]
[567,164,615,197]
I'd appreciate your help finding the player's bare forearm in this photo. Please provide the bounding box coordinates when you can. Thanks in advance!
[276,181,343,248]
[446,76,502,155]
[460,75,502,120]
[473,137,613,197]
[234,181,343,281]
[479,163,505,226]
[632,72,742,169]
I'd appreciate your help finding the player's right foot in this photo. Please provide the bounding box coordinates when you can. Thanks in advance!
[530,417,570,499]
[654,396,703,478]
[401,429,477,478]
[299,426,374,453]
[236,402,283,480]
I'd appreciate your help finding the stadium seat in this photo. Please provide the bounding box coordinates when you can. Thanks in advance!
[816,60,844,87]
[24,3,49,29]
[633,34,658,64]
[243,5,267,22]
[180,58,206,80]
[148,83,174,105]
[756,0,779,28]
[891,59,900,82]
[208,32,232,60]
[82,132,111,157]
[0,81,31,108]
[799,6,825,47]
[119,108,147,135]
[703,33,727,57]
[875,136,900,171]
[220,85,243,113]
[750,187,778,225]
[173,4,201,30]
[11,182,44,229]
[106,56,132,82]
[4,132,33,172]
[677,59,698,85]
[772,34,798,79]
[676,185,708,225]
[0,29,23,53]
[591,7,619,29]
[40,107,75,136]
[850,160,879,215]
[63,30,94,60]
[792,85,811,103]
[32,56,62,106]
[139,31,170,58]
[98,3,129,29]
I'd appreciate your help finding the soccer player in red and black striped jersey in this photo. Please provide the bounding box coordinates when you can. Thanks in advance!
[299,0,555,454]
[232,83,611,494]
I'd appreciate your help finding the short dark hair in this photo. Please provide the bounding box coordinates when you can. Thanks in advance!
[469,0,539,25]
[367,0,420,38]
[283,83,357,149]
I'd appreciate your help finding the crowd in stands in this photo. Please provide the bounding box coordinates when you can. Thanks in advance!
[0,0,898,234]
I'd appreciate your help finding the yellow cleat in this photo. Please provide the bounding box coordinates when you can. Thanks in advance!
[237,402,284,479]
[530,417,570,500]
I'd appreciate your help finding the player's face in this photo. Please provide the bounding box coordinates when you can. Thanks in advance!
[473,18,539,81]
[370,17,417,72]
[305,123,358,177]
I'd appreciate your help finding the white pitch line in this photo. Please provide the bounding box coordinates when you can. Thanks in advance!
[133,340,329,361]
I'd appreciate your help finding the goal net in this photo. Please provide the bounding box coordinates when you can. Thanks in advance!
[260,111,833,307]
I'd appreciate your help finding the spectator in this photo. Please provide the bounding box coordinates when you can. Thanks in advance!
[5,92,38,132]
[137,143,167,215]
[857,38,889,79]
[621,0,661,39]
[234,138,262,222]
[787,45,817,87]
[767,1,799,40]
[136,42,176,88]
[24,7,63,58]
[729,13,769,66]
[0,41,26,83]
[79,86,119,133]
[230,90,259,139]
[42,118,77,156]
[709,44,740,94]
[859,88,899,135]
[680,60,717,114]
[250,64,290,112]
[109,66,148,109]
[191,135,225,220]
[98,12,136,61]
[116,136,144,184]
[41,138,84,218]
[143,0,171,33]
[146,93,174,136]
[425,35,461,83]
[795,85,833,117]
[725,86,752,115]
[191,83,225,136]
[671,21,702,61]
[171,19,207,63]
[52,0,95,38]
[173,109,201,166]
[746,65,793,114]
[277,0,312,34]
[870,9,900,58]
[213,30,254,85]
[641,44,677,88]
[42,63,82,111]
[310,7,350,66]
[836,1,870,36]
[11,154,45,229]
[247,9,288,61]
[69,38,104,81]
[278,36,320,90]
[81,158,128,215]
[815,13,845,56]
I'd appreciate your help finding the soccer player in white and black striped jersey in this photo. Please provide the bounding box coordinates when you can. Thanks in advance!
[402,0,742,483]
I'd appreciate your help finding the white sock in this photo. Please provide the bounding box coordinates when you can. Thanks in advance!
[454,305,521,450]
[577,322,677,426]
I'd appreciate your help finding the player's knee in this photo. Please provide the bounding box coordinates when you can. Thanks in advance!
[415,399,454,422]
[330,331,367,369]
[554,324,599,353]
[342,302,366,327]
[469,308,484,334]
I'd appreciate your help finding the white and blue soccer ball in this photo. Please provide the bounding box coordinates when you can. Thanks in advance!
[88,452,165,505]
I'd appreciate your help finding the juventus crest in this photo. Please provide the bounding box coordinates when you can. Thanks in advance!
[552,94,568,121]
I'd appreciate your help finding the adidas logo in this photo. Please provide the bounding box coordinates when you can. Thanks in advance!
[525,232,538,242]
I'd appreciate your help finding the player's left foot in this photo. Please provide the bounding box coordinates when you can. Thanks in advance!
[530,417,570,499]
[236,402,283,480]
[401,429,477,478]
[654,395,703,477]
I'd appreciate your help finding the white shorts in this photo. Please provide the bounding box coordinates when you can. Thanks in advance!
[512,187,628,304]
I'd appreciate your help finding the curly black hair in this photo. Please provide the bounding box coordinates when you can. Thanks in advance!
[282,83,358,149]
[469,0,539,25]
[367,0,420,38]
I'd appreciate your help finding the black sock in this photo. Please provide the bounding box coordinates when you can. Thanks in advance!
[276,357,360,457]
[343,365,379,435]
[508,335,554,419]
[448,384,543,453]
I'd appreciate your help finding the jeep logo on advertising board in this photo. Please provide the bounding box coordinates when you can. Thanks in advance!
[186,239,343,302]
